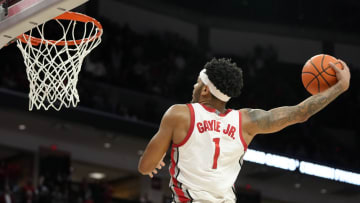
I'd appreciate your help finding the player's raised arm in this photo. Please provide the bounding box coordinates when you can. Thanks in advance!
[138,104,189,177]
[242,60,351,136]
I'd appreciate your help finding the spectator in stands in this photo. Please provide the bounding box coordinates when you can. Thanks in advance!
[22,180,35,203]
[0,185,14,203]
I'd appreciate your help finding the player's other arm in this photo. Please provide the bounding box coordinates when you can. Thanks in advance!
[242,60,351,136]
[138,105,186,176]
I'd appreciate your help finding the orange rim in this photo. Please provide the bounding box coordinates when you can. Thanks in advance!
[17,12,103,46]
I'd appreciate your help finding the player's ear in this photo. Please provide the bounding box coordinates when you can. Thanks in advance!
[201,85,211,96]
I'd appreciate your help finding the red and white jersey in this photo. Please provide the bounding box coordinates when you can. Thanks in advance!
[169,103,248,202]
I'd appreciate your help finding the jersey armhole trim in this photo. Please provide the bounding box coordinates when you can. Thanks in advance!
[172,103,195,147]
[239,110,248,151]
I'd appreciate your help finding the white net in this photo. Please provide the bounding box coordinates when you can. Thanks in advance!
[16,13,102,111]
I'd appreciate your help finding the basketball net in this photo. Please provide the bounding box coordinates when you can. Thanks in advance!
[16,12,103,111]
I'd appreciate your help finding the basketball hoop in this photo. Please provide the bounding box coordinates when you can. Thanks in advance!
[16,12,103,111]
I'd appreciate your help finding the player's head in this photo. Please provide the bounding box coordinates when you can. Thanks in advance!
[191,58,243,103]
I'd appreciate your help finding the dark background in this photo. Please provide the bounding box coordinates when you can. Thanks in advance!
[0,0,359,202]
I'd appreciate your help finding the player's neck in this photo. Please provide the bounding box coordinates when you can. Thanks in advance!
[199,98,227,114]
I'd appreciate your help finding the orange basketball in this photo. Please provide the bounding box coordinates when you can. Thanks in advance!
[301,54,343,95]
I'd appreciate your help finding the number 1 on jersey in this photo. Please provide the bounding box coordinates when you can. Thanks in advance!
[212,138,220,169]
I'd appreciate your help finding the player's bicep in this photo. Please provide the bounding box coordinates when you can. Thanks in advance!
[243,106,306,135]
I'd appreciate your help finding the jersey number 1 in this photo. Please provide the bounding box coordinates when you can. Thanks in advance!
[212,138,220,169]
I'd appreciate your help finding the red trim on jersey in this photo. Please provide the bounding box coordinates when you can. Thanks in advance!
[238,111,248,151]
[170,147,176,183]
[170,147,190,202]
[174,187,191,202]
[199,103,232,116]
[170,148,180,188]
[172,104,195,147]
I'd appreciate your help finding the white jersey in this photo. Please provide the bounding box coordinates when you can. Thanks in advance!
[169,103,248,203]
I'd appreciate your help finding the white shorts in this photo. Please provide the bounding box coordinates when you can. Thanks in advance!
[170,184,236,203]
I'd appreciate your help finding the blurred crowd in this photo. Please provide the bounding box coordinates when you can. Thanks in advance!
[81,19,206,102]
[0,164,113,203]
[0,17,359,173]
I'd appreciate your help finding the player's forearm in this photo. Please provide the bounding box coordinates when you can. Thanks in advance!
[138,156,154,175]
[269,69,347,126]
[297,82,344,120]
[247,82,345,134]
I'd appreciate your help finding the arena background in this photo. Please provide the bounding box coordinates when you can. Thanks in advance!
[0,0,359,202]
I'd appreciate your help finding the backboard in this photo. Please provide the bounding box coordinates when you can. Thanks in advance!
[0,0,88,48]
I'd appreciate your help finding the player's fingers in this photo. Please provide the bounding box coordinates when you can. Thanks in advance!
[160,161,166,167]
[152,169,158,174]
[338,60,350,72]
[156,165,162,170]
[148,173,153,178]
[329,62,341,73]
[338,59,347,66]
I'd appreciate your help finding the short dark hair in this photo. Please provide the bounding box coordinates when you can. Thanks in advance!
[204,58,243,98]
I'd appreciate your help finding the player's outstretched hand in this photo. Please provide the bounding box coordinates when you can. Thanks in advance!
[148,154,166,178]
[329,60,351,92]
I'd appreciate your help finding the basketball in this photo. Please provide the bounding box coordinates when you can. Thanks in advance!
[301,54,343,95]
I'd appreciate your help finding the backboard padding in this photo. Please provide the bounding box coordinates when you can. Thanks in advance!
[0,0,88,48]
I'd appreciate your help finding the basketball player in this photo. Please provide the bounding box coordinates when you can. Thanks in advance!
[138,58,351,202]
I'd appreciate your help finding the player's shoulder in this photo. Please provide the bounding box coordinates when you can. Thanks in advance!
[239,108,266,121]
[163,104,191,121]
[239,108,268,136]
[238,108,251,123]
[238,108,251,115]
[169,104,189,112]
[239,108,267,115]
[239,108,259,124]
